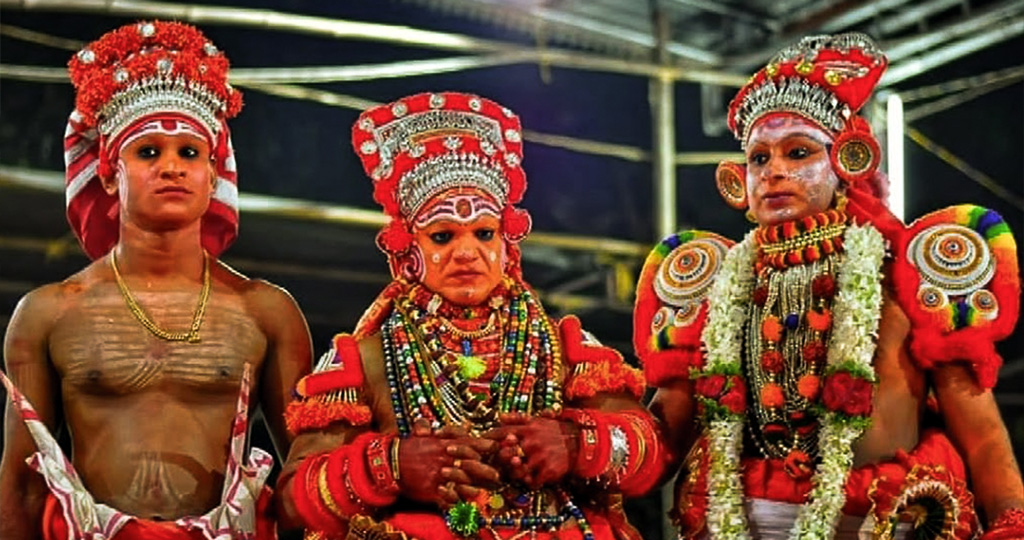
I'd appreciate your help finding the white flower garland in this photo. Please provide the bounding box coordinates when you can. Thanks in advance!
[698,223,886,540]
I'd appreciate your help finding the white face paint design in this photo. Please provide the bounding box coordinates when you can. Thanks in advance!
[413,193,501,229]
[117,119,211,157]
[744,115,840,226]
[115,159,128,187]
[405,244,427,282]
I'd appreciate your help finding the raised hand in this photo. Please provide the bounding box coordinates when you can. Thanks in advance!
[484,413,579,490]
[396,420,500,508]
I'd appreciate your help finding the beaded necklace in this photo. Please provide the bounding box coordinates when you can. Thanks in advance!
[382,278,564,436]
[697,214,886,540]
[746,250,840,461]
[755,209,846,273]
[382,280,588,537]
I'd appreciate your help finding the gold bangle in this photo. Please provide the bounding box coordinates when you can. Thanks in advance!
[317,459,346,519]
[626,416,648,478]
[389,437,402,482]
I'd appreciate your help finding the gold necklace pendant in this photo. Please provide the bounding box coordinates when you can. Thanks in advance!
[109,250,211,343]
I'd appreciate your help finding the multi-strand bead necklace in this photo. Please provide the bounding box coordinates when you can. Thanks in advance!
[381,279,597,537]
[746,209,846,463]
[381,278,563,437]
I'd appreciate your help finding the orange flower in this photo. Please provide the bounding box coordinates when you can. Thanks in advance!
[761,316,783,342]
[760,382,785,409]
[797,374,821,401]
[806,309,832,332]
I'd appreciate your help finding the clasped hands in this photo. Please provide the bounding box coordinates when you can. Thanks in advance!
[395,413,579,508]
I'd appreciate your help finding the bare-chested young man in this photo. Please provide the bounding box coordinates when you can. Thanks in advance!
[0,21,312,539]
[634,33,1023,539]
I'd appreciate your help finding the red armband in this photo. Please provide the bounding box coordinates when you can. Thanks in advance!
[286,334,373,435]
[291,453,347,534]
[321,447,369,519]
[340,432,400,508]
[560,408,612,479]
[560,408,666,496]
[608,410,666,496]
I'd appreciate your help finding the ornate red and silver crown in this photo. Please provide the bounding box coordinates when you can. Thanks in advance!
[351,92,526,223]
[728,32,887,147]
[68,20,242,140]
[63,21,242,260]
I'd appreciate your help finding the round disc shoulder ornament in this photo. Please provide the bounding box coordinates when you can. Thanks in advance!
[907,222,999,323]
[653,237,730,327]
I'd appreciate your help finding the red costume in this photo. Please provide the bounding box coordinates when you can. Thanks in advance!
[633,33,1021,540]
[285,92,666,539]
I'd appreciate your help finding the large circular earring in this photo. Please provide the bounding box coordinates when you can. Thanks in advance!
[830,130,880,184]
[716,161,748,210]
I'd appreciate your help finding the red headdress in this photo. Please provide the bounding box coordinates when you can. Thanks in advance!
[716,33,891,213]
[64,21,243,259]
[351,92,531,280]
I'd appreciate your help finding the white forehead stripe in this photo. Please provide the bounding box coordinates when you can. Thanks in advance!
[415,193,501,228]
[117,119,210,155]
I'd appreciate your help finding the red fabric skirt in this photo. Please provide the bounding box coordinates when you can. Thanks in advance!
[677,429,975,539]
[41,490,277,540]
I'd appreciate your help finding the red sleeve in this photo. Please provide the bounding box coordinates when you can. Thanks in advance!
[892,205,1019,389]
[633,231,733,386]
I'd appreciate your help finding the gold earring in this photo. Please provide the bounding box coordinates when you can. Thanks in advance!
[834,190,848,212]
[745,210,758,224]
[716,161,748,210]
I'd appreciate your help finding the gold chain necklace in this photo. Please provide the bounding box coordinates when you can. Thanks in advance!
[109,250,211,343]
[437,311,500,340]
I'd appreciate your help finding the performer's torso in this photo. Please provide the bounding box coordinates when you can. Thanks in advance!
[850,290,928,466]
[47,265,268,520]
[741,266,928,467]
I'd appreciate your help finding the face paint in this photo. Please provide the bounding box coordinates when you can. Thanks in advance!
[112,127,215,231]
[414,191,501,229]
[744,115,839,226]
[413,191,504,306]
[115,118,212,158]
[401,244,427,282]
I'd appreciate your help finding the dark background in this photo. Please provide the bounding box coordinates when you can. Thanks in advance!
[1,1,1021,538]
